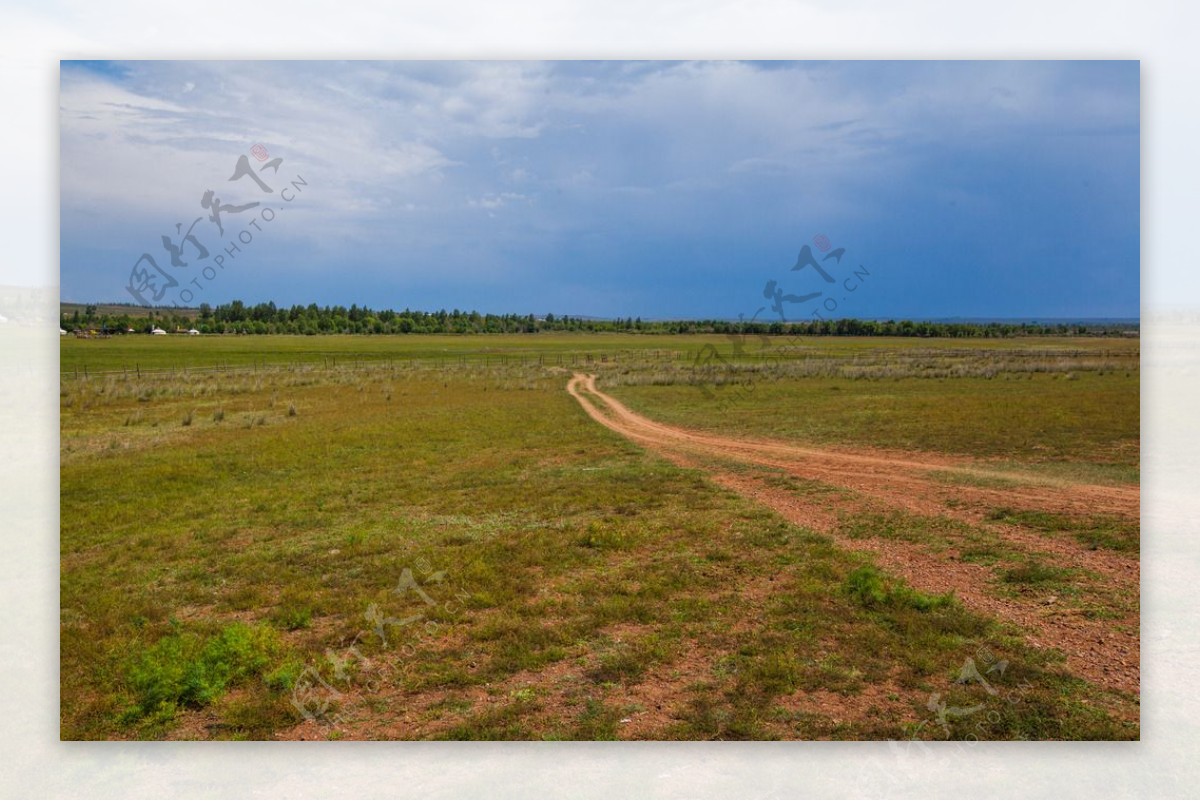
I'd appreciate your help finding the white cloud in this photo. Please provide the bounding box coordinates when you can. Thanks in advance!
[59,59,1138,299]
[468,192,529,210]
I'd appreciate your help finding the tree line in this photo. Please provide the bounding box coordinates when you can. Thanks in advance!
[61,301,1138,338]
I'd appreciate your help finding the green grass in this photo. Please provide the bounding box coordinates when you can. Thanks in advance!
[986,508,1140,554]
[835,508,1132,616]
[615,369,1138,466]
[60,332,719,375]
[121,622,286,735]
[586,634,678,684]
[844,565,954,612]
[602,340,1139,475]
[1000,561,1076,588]
[838,509,1018,563]
[926,469,1025,490]
[996,560,1085,603]
[61,337,1139,740]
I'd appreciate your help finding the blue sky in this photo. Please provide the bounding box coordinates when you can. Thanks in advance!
[59,60,1139,319]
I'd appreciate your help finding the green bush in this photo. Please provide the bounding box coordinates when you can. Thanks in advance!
[126,623,283,717]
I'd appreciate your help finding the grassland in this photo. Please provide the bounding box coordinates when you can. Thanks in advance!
[61,332,700,374]
[60,332,1132,375]
[60,334,1139,740]
[603,338,1140,483]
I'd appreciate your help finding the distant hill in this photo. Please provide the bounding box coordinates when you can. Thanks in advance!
[60,301,199,319]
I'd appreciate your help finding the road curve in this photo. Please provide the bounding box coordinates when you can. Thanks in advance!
[566,372,1140,699]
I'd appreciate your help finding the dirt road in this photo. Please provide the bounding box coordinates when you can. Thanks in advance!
[567,373,1140,701]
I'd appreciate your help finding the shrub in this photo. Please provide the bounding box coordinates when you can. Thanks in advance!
[126,623,283,718]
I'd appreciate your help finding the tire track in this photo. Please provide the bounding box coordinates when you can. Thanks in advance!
[567,373,1140,700]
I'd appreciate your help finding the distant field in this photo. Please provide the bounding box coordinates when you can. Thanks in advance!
[61,333,699,374]
[60,331,1133,374]
[60,334,1139,740]
[602,341,1140,483]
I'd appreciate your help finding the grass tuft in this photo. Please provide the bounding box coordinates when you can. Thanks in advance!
[987,507,1138,554]
[271,602,313,631]
[844,565,953,612]
[1000,560,1074,587]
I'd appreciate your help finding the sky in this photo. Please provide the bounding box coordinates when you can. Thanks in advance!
[59,60,1140,320]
